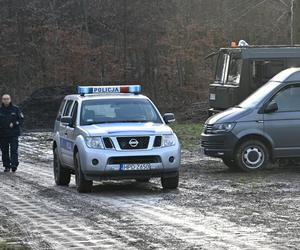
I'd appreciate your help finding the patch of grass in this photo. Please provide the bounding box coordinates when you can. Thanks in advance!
[0,242,6,250]
[170,123,204,150]
[0,242,17,250]
[0,241,27,250]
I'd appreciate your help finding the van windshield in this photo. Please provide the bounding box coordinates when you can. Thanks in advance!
[239,81,282,108]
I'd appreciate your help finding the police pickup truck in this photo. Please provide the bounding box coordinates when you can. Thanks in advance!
[53,85,181,192]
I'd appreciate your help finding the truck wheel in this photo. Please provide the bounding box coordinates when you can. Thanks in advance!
[161,173,179,189]
[75,152,93,193]
[53,148,71,186]
[235,140,269,171]
[222,158,239,171]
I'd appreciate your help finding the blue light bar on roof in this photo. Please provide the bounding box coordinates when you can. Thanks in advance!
[77,85,141,95]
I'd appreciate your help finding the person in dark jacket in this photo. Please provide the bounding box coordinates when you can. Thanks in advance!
[0,94,24,172]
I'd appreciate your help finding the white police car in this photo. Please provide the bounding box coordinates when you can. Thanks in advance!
[53,85,181,192]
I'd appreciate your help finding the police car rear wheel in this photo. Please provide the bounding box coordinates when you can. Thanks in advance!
[53,148,71,186]
[75,153,93,193]
[235,140,269,171]
[161,173,179,189]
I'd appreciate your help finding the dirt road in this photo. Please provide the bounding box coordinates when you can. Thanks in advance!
[0,133,300,249]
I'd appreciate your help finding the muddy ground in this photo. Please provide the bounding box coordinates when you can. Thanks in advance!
[0,133,300,249]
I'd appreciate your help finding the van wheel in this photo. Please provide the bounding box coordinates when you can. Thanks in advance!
[161,173,179,189]
[75,152,93,193]
[53,148,71,186]
[235,140,269,171]
[222,158,239,171]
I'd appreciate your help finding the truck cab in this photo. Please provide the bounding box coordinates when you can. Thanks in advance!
[209,44,300,116]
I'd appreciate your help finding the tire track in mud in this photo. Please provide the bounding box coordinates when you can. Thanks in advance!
[2,153,199,250]
[13,161,274,250]
[0,177,140,250]
[0,171,198,250]
[0,134,275,249]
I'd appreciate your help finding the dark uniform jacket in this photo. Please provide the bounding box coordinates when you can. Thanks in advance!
[0,103,24,137]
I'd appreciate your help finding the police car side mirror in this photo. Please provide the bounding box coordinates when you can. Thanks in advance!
[60,117,72,126]
[163,113,176,124]
[264,101,278,113]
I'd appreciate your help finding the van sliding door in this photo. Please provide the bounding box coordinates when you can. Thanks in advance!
[263,84,300,158]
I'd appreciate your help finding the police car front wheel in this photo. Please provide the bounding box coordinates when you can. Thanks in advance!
[235,140,269,171]
[161,173,179,189]
[53,148,71,186]
[75,152,93,193]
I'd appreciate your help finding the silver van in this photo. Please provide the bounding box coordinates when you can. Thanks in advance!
[201,68,300,171]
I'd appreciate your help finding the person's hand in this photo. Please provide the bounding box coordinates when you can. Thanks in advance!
[9,123,13,128]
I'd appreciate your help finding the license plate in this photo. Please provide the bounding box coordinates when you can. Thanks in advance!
[120,163,151,171]
[210,93,216,101]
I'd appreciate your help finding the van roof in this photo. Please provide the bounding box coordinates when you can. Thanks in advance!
[271,68,300,83]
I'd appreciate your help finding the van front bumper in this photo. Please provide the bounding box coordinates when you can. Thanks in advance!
[201,132,238,159]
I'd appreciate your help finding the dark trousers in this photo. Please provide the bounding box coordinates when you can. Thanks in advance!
[0,137,19,168]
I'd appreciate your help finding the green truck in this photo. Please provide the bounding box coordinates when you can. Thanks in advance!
[208,43,300,116]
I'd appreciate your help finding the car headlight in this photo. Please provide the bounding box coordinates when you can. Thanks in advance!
[85,136,104,149]
[211,123,235,134]
[162,134,176,147]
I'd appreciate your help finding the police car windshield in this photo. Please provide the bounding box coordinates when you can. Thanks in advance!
[80,98,163,125]
[239,81,282,108]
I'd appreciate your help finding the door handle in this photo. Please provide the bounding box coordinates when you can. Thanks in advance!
[256,120,264,123]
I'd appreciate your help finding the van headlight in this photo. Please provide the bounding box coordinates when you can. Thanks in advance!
[211,123,235,134]
[85,136,104,149]
[162,134,176,147]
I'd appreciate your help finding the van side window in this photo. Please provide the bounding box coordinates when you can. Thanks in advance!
[62,100,74,117]
[56,100,66,121]
[272,85,300,112]
[252,60,284,85]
